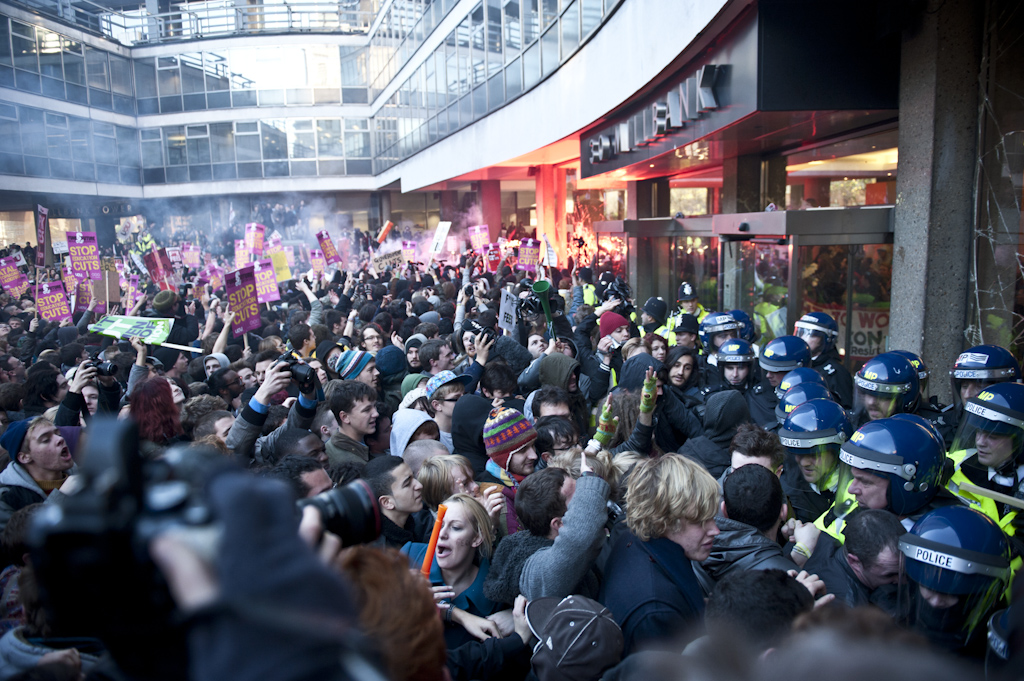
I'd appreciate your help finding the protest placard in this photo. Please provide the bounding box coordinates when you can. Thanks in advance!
[270,251,292,283]
[486,245,502,273]
[429,221,452,255]
[10,251,25,268]
[317,230,341,265]
[68,231,101,280]
[126,275,140,307]
[90,315,173,345]
[246,223,266,256]
[468,224,490,253]
[373,249,404,272]
[285,246,296,268]
[310,249,326,274]
[226,267,261,337]
[167,247,182,265]
[517,238,540,273]
[234,239,249,269]
[402,240,418,264]
[35,281,72,323]
[35,206,47,266]
[251,259,281,304]
[0,258,28,297]
[377,220,395,244]
[498,289,518,333]
[181,244,201,268]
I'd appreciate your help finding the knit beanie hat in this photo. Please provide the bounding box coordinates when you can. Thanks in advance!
[599,312,630,339]
[483,408,537,470]
[334,350,373,380]
[0,418,35,457]
[405,333,428,351]
[401,372,431,396]
[374,345,407,379]
[153,290,178,314]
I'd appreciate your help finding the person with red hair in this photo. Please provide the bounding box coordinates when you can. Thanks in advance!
[130,376,184,456]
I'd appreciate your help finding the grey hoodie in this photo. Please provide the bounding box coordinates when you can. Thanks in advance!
[0,628,101,678]
[0,462,72,532]
[389,409,437,458]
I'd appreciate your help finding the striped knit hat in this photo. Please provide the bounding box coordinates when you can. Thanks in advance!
[483,408,537,471]
[334,350,373,380]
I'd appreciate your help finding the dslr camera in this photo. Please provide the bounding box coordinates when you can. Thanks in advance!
[276,354,319,394]
[82,359,119,377]
[464,317,497,345]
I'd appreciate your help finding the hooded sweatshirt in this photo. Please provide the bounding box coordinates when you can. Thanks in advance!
[619,354,703,453]
[532,353,589,437]
[677,390,750,478]
[389,409,437,458]
[451,394,494,478]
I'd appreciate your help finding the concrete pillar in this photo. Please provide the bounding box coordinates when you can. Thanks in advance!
[625,178,670,219]
[803,178,831,207]
[380,190,392,225]
[762,156,787,210]
[535,164,557,241]
[478,180,501,243]
[889,0,981,404]
[721,155,762,213]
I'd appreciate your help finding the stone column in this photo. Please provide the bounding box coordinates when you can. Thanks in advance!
[889,0,981,404]
[478,180,501,243]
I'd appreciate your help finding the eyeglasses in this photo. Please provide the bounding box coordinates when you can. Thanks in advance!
[439,397,461,403]
[363,334,381,341]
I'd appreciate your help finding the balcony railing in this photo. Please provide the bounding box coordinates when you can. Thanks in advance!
[9,0,375,45]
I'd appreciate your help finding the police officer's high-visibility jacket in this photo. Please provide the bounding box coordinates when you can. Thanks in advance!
[946,449,1019,537]
[133,232,156,255]
[667,304,709,330]
[813,492,859,543]
[581,283,598,306]
[639,323,675,345]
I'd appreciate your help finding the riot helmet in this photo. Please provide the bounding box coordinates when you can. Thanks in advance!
[950,382,1024,474]
[836,417,946,517]
[728,309,759,344]
[794,311,839,356]
[891,349,930,400]
[699,312,742,353]
[950,345,1021,411]
[774,366,829,401]
[899,506,1011,650]
[776,382,833,425]
[779,398,851,489]
[716,338,756,391]
[759,335,811,388]
[854,352,921,422]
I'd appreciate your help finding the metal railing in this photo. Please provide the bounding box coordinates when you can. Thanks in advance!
[8,0,376,45]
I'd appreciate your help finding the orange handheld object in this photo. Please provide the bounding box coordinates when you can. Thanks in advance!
[421,504,448,577]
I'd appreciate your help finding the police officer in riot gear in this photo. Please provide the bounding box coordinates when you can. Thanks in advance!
[814,416,949,541]
[794,311,853,408]
[774,367,830,404]
[698,312,742,372]
[950,344,1021,412]
[946,382,1024,539]
[729,309,760,346]
[705,338,757,395]
[892,349,956,447]
[779,398,852,522]
[748,335,811,428]
[852,352,921,428]
[891,506,1012,657]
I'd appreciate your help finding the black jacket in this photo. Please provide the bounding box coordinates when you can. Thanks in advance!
[678,390,750,478]
[694,516,797,592]
[802,534,872,607]
[812,348,853,409]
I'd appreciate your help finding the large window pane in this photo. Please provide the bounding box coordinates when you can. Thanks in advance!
[116,126,139,167]
[561,1,578,56]
[288,120,315,158]
[581,0,602,35]
[261,120,287,160]
[205,51,229,91]
[210,122,234,162]
[0,19,11,66]
[158,57,181,95]
[541,24,558,77]
[541,0,558,29]
[164,126,186,165]
[109,54,132,96]
[345,130,370,158]
[523,0,539,44]
[504,0,521,59]
[470,7,485,87]
[12,22,37,72]
[235,133,261,162]
[487,0,503,75]
[180,53,205,94]
[37,29,61,78]
[85,47,108,90]
[187,137,210,164]
[134,58,156,97]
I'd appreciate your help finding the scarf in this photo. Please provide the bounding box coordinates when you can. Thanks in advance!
[486,457,522,485]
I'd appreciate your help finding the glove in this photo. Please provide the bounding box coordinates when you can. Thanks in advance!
[593,400,618,448]
[640,373,657,414]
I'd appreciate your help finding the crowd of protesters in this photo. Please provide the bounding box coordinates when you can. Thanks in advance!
[0,224,1016,681]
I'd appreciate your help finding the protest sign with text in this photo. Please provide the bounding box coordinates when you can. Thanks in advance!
[35,281,72,323]
[372,249,404,272]
[0,258,29,297]
[234,240,249,269]
[317,231,341,265]
[310,249,326,274]
[245,223,266,256]
[270,251,292,283]
[248,259,281,304]
[68,231,101,280]
[226,267,261,337]
[429,221,452,255]
[35,206,47,266]
[90,315,173,345]
[516,239,540,273]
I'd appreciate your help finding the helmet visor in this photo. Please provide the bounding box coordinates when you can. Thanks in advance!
[782,441,841,488]
[949,406,1024,471]
[854,380,904,421]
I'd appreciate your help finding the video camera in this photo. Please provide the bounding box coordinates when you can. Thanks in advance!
[463,317,497,345]
[601,276,634,317]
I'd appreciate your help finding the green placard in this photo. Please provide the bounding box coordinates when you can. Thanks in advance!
[89,315,174,345]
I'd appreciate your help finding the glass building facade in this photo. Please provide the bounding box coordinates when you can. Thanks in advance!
[0,0,622,187]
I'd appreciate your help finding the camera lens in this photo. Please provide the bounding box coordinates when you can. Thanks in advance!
[97,362,118,377]
[297,479,381,546]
